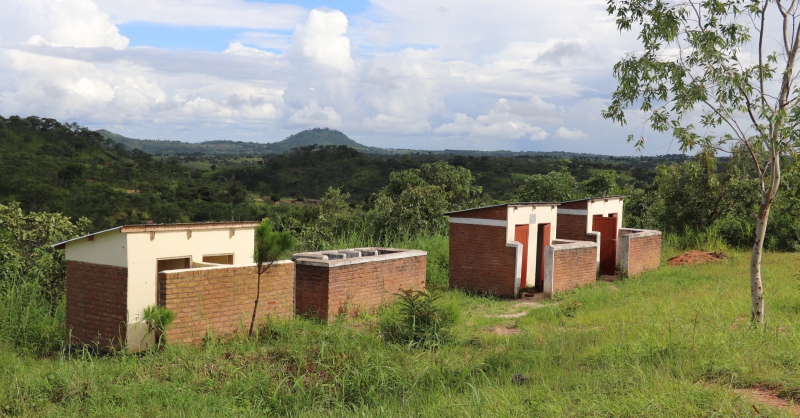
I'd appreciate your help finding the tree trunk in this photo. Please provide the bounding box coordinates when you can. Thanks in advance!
[248,270,262,337]
[751,150,780,324]
[750,199,770,324]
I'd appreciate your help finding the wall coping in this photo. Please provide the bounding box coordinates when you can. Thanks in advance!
[157,259,294,275]
[292,248,427,268]
[549,239,597,250]
[619,228,662,238]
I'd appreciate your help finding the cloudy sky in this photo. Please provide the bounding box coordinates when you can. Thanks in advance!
[0,0,675,155]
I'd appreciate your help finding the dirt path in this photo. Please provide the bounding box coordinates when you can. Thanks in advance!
[733,386,800,416]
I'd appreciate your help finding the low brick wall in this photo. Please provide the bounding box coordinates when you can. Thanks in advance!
[66,260,128,349]
[158,261,295,344]
[619,229,662,276]
[543,240,597,298]
[294,248,426,320]
[449,223,518,297]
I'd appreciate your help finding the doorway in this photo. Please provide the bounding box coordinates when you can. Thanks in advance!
[592,214,618,276]
[156,256,191,306]
[514,225,529,289]
[534,223,551,291]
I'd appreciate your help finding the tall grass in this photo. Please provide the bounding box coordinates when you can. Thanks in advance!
[663,226,729,252]
[0,276,65,356]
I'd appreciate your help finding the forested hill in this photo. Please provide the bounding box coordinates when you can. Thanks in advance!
[0,114,684,232]
[98,128,380,155]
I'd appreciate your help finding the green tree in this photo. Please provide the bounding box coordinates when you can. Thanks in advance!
[249,220,294,337]
[583,170,622,197]
[370,162,482,237]
[0,202,91,306]
[603,0,800,323]
[516,170,578,202]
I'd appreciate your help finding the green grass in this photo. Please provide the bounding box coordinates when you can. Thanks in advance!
[2,243,800,416]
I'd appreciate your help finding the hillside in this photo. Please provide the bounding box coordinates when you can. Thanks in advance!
[98,128,379,155]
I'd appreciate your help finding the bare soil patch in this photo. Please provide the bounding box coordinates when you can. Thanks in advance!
[735,386,800,415]
[489,325,521,336]
[667,250,726,266]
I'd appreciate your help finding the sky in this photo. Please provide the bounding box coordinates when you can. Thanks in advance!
[0,0,679,155]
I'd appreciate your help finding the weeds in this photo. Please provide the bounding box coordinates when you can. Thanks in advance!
[379,290,454,349]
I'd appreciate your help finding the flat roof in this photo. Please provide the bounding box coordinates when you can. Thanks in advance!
[52,221,261,249]
[443,202,560,216]
[560,195,626,204]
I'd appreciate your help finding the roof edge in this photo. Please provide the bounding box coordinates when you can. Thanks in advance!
[52,221,261,249]
[443,202,561,216]
[560,195,626,204]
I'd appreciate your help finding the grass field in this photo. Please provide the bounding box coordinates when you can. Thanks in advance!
[2,242,800,416]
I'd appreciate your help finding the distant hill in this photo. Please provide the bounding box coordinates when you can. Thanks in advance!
[97,128,380,155]
[96,128,692,162]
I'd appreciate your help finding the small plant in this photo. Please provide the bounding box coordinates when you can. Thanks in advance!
[379,290,453,349]
[249,219,294,337]
[142,305,175,348]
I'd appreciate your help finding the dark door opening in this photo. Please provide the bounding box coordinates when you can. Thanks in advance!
[534,223,551,291]
[592,214,618,276]
[156,257,191,306]
[514,224,529,289]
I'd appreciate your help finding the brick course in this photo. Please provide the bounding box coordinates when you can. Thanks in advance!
[448,206,507,220]
[549,245,597,294]
[66,260,128,349]
[295,254,426,321]
[449,223,517,297]
[158,262,294,344]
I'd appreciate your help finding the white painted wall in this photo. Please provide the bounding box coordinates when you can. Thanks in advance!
[124,227,255,350]
[506,205,559,287]
[586,198,624,232]
[63,229,127,268]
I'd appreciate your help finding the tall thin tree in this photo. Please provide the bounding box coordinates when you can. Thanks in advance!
[249,220,294,337]
[604,0,800,323]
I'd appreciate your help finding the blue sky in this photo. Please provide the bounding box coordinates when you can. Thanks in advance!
[0,0,680,155]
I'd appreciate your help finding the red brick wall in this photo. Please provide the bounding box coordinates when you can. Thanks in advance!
[66,261,128,349]
[449,223,517,297]
[626,234,662,276]
[158,262,294,344]
[296,255,426,321]
[559,200,589,210]
[556,214,590,241]
[448,206,507,220]
[551,245,597,294]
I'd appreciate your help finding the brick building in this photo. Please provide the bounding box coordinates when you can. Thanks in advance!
[55,224,427,350]
[555,196,662,277]
[447,202,596,298]
[449,198,662,298]
[53,222,261,351]
[292,248,426,320]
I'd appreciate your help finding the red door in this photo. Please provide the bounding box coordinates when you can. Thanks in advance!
[535,223,551,291]
[514,225,529,288]
[592,214,618,276]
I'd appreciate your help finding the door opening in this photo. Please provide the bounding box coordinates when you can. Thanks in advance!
[534,223,551,291]
[514,224,529,289]
[592,214,618,276]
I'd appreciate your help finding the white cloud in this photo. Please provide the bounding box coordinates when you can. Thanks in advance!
[224,42,275,58]
[290,9,355,73]
[435,99,548,142]
[1,0,128,49]
[93,0,307,29]
[554,126,588,140]
[287,100,342,127]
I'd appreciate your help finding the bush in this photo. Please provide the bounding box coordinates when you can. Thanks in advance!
[0,278,65,356]
[379,290,453,349]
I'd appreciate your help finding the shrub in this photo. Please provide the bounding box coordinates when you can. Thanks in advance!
[379,290,453,349]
